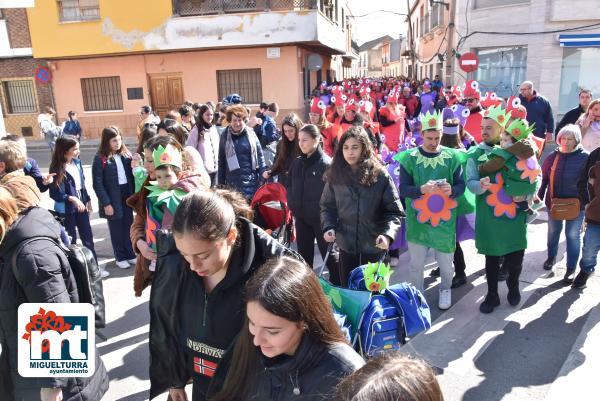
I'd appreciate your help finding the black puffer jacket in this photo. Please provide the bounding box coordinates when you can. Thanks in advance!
[245,335,364,401]
[149,218,301,401]
[0,207,109,401]
[286,147,331,225]
[320,169,404,254]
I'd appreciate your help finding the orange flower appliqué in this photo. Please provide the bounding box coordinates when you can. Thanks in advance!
[412,190,457,227]
[486,173,517,219]
[516,157,540,184]
[160,152,172,163]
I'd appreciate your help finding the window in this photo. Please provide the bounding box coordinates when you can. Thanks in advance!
[58,0,100,22]
[217,69,262,105]
[558,47,600,115]
[475,46,527,99]
[474,0,529,9]
[3,80,37,114]
[81,76,123,111]
[127,87,144,100]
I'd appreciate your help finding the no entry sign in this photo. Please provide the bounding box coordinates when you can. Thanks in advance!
[459,53,479,73]
[34,66,51,84]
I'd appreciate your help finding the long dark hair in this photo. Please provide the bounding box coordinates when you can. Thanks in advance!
[194,104,214,144]
[271,113,302,173]
[210,256,347,401]
[326,126,384,186]
[172,188,253,242]
[49,136,79,187]
[98,126,130,157]
[158,119,187,146]
[299,124,322,151]
[333,352,444,401]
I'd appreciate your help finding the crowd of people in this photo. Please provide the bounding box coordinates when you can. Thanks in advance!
[0,74,599,401]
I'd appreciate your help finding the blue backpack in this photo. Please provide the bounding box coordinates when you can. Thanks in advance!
[62,119,81,136]
[358,293,406,357]
[350,265,431,342]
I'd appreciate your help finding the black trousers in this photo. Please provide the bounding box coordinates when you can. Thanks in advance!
[454,241,466,277]
[339,249,384,288]
[484,250,525,295]
[295,217,340,285]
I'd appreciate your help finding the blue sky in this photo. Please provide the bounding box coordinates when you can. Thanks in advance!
[347,0,408,44]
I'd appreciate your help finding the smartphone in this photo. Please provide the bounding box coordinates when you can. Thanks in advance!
[434,178,447,186]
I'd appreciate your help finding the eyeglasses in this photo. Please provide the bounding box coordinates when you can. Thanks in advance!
[464,98,476,103]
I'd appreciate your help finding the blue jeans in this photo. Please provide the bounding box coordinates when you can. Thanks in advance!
[547,211,584,269]
[579,222,600,273]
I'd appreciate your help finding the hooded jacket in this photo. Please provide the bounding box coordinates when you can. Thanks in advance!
[0,207,109,401]
[149,218,301,401]
[235,335,364,401]
[320,169,404,254]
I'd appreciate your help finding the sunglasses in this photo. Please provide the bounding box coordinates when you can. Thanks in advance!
[464,98,476,102]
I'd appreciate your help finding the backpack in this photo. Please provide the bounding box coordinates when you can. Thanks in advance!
[358,293,406,357]
[350,266,431,343]
[62,119,81,136]
[11,237,106,329]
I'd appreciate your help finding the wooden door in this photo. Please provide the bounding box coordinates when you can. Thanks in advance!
[149,75,184,119]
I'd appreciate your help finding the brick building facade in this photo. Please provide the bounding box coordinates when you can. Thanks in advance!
[0,7,54,138]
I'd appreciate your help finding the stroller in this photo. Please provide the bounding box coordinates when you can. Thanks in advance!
[250,182,293,246]
[317,245,431,358]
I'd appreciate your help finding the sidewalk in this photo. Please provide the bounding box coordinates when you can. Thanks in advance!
[26,136,138,151]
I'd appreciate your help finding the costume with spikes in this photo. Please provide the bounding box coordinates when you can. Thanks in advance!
[394,111,465,253]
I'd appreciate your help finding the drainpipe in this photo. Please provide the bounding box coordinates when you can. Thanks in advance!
[446,0,457,85]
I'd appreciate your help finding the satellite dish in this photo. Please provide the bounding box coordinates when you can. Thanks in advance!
[307,54,323,71]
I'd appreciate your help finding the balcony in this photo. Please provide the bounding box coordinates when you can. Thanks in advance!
[174,0,318,16]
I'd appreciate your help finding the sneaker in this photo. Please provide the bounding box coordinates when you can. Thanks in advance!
[429,267,440,277]
[115,260,131,269]
[100,269,110,278]
[451,275,467,289]
[572,270,591,289]
[389,257,399,267]
[127,258,138,265]
[479,292,500,314]
[507,286,521,306]
[543,257,556,271]
[438,289,452,310]
[562,269,576,284]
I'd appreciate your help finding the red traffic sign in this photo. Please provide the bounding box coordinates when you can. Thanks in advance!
[459,52,479,73]
[34,66,51,84]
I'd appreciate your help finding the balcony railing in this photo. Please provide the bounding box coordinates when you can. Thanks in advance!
[174,0,318,16]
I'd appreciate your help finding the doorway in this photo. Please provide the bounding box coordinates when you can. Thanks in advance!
[149,74,184,118]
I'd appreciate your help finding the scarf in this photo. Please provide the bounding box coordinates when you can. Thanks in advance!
[225,126,258,172]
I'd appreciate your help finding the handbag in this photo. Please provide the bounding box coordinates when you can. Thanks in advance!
[549,153,580,220]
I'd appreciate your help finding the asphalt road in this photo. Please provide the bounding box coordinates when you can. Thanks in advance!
[24,141,597,401]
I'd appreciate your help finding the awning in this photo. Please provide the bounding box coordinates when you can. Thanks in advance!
[559,34,600,47]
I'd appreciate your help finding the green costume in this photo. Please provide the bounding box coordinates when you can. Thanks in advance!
[469,145,540,256]
[395,147,463,253]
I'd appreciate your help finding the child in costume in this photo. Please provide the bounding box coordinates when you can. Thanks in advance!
[477,109,541,222]
[145,143,205,270]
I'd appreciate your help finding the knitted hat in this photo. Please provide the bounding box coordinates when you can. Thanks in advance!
[483,105,511,128]
[153,144,182,170]
[346,98,358,112]
[420,110,443,131]
[450,104,470,127]
[387,87,399,103]
[310,97,327,114]
[506,118,535,141]
[481,92,503,109]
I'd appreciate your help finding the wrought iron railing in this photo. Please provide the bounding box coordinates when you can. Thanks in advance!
[175,0,318,16]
